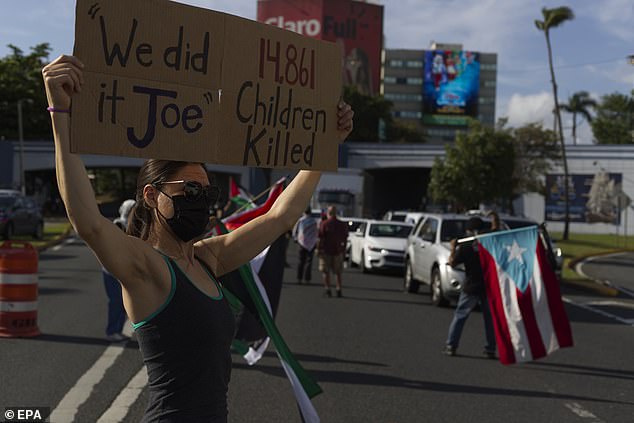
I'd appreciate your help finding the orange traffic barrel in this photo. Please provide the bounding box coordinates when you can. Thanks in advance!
[0,241,40,337]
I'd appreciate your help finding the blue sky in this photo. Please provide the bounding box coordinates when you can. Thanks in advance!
[1,0,633,143]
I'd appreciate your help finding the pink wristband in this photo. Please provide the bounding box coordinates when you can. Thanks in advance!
[47,107,71,113]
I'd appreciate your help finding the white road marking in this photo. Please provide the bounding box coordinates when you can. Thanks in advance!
[563,297,634,326]
[49,344,126,423]
[585,300,634,309]
[96,367,147,423]
[51,237,76,252]
[564,402,605,422]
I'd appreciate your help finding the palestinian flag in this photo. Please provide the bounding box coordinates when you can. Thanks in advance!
[223,177,286,231]
[216,204,322,422]
[229,177,255,211]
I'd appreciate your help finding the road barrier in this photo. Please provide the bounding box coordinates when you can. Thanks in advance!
[0,241,40,337]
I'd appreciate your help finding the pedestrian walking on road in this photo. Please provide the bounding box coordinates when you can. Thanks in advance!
[103,199,135,342]
[318,206,349,297]
[443,216,497,358]
[43,54,354,423]
[293,207,318,284]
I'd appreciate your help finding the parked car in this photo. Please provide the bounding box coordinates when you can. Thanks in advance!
[341,217,368,262]
[349,220,413,273]
[404,214,492,306]
[0,190,44,240]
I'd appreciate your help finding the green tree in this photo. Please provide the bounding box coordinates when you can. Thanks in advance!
[511,122,561,197]
[591,91,634,144]
[560,91,597,145]
[343,86,425,143]
[428,122,515,210]
[535,5,575,240]
[0,43,52,140]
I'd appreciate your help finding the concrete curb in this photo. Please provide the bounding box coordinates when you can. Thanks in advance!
[562,250,634,297]
[568,248,634,270]
[561,277,619,297]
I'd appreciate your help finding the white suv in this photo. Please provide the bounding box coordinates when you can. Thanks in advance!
[404,214,491,306]
[349,220,413,273]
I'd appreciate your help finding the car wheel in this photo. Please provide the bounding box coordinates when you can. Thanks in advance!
[430,267,449,307]
[361,250,369,274]
[404,260,420,293]
[3,222,14,240]
[33,222,44,240]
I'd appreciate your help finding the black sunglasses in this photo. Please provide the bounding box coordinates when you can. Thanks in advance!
[154,180,219,203]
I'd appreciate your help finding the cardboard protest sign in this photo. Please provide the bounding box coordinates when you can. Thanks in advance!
[72,0,343,170]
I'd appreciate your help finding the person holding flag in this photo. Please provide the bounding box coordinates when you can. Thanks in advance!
[443,216,497,358]
[476,224,573,365]
[43,55,353,423]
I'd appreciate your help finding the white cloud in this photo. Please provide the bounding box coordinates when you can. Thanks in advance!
[580,0,634,42]
[504,92,554,128]
[383,0,535,54]
[504,91,599,144]
[585,63,634,88]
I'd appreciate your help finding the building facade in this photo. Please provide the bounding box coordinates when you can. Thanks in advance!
[384,43,497,143]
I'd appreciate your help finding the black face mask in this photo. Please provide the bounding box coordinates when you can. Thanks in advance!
[159,194,211,242]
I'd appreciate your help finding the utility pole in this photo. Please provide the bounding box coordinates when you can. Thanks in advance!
[17,99,25,195]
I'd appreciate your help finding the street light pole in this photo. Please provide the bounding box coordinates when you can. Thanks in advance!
[17,99,25,195]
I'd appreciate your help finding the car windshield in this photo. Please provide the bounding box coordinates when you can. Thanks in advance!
[440,219,492,242]
[0,197,15,208]
[369,224,411,238]
[389,214,407,222]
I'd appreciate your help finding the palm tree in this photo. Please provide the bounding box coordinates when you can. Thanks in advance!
[560,91,597,145]
[535,6,575,240]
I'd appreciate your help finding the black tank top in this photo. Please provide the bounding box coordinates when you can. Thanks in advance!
[133,255,236,423]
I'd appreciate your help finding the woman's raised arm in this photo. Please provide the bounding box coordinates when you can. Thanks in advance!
[43,55,152,285]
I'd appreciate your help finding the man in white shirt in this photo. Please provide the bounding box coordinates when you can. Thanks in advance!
[292,207,318,284]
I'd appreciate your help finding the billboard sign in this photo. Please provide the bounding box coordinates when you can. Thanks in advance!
[321,0,383,97]
[545,172,624,224]
[258,0,383,96]
[258,0,324,38]
[423,50,479,116]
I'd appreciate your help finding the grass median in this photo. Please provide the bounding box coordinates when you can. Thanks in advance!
[7,220,73,250]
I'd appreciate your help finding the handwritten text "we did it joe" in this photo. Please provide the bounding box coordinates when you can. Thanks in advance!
[95,14,213,148]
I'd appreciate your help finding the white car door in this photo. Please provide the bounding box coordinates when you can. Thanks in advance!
[351,222,367,265]
[408,218,426,279]
[418,217,439,283]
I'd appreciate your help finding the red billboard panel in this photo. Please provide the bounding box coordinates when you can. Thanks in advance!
[322,0,383,96]
[257,0,324,38]
[258,0,383,96]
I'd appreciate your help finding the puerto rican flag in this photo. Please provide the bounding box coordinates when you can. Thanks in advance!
[477,226,573,365]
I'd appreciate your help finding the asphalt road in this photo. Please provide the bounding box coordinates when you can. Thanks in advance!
[1,239,634,422]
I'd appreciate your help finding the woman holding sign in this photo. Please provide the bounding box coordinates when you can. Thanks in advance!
[43,54,353,423]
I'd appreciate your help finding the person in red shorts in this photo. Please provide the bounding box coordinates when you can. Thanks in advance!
[317,206,349,297]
